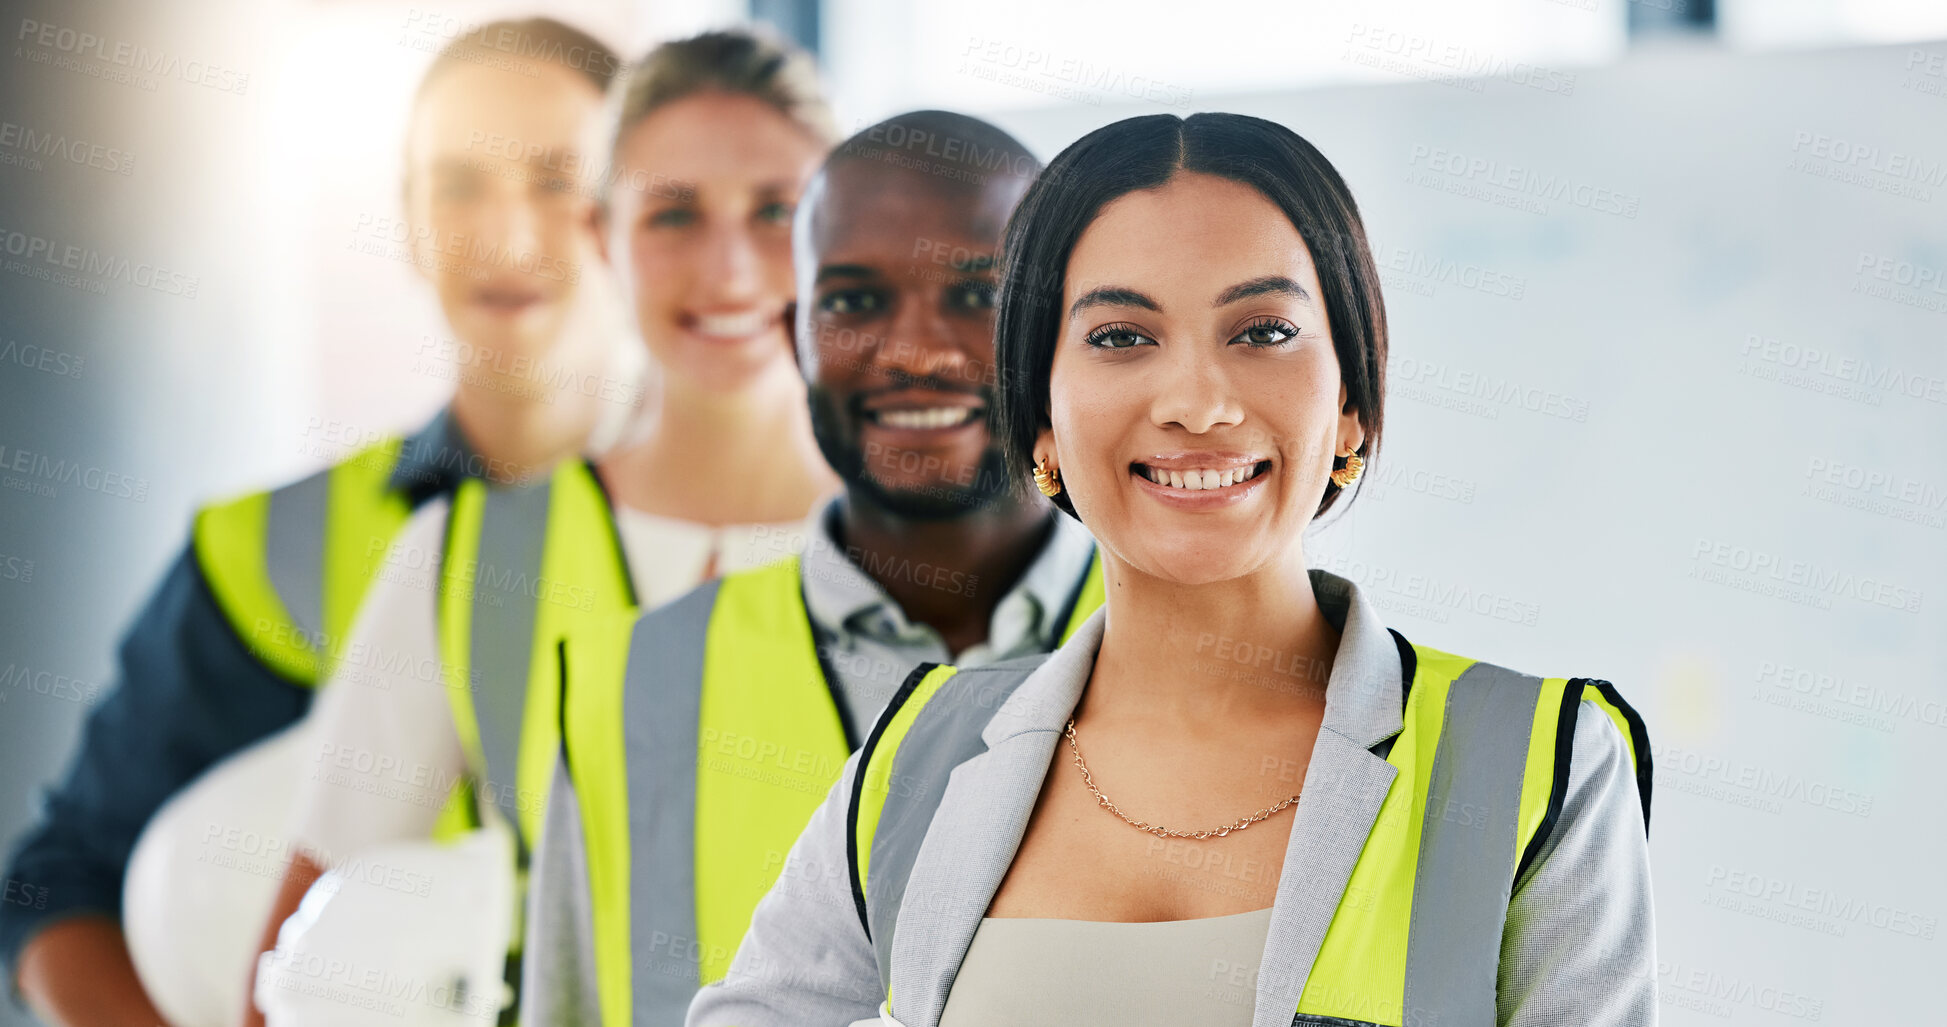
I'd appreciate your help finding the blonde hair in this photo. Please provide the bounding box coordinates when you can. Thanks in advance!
[608,28,838,172]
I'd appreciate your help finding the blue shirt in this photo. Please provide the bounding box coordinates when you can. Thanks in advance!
[0,410,478,985]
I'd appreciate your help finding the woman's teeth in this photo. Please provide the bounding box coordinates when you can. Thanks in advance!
[692,311,771,338]
[1141,463,1264,490]
[874,407,978,429]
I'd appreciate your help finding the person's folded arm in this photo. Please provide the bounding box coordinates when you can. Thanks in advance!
[687,751,885,1027]
[1497,699,1658,1026]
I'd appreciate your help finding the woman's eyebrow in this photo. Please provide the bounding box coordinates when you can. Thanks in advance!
[1066,286,1159,322]
[1214,275,1311,306]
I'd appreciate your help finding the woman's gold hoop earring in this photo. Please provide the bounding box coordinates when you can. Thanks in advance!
[1032,456,1063,498]
[1329,450,1364,489]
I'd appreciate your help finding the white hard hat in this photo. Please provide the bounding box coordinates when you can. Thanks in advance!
[253,816,516,1027]
[124,724,310,1027]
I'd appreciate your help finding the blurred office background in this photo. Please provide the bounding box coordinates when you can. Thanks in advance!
[2,0,1943,1022]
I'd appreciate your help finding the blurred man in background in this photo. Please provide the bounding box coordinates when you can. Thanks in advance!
[0,18,632,1026]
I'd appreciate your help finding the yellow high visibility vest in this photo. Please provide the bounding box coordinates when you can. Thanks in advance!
[849,646,1651,1026]
[193,435,415,684]
[422,458,636,1027]
[201,438,635,1025]
[563,550,1107,1025]
[430,459,637,851]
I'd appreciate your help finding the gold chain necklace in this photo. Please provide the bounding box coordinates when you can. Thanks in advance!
[1063,718,1301,840]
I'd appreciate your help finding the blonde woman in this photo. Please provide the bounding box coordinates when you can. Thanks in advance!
[691,112,1656,1027]
[245,29,844,1026]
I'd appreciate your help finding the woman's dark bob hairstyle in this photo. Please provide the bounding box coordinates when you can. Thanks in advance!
[994,112,1387,521]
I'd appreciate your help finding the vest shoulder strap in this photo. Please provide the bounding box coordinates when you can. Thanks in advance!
[569,554,856,1024]
[1501,670,1653,888]
[1388,648,1560,1021]
[696,555,850,984]
[570,579,720,1027]
[844,653,1055,981]
[1296,645,1652,1025]
[844,538,1102,920]
[851,542,1100,908]
[193,435,407,685]
[1392,644,1651,889]
[436,459,634,850]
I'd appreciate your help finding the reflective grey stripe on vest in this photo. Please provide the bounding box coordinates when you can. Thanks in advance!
[262,466,330,645]
[522,758,602,1027]
[623,578,718,1023]
[468,478,554,831]
[1399,661,1548,1027]
[864,653,1052,984]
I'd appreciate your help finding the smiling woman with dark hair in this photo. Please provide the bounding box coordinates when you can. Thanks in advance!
[688,112,1657,1027]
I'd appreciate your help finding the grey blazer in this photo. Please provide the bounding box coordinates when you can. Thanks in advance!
[687,569,1658,1027]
